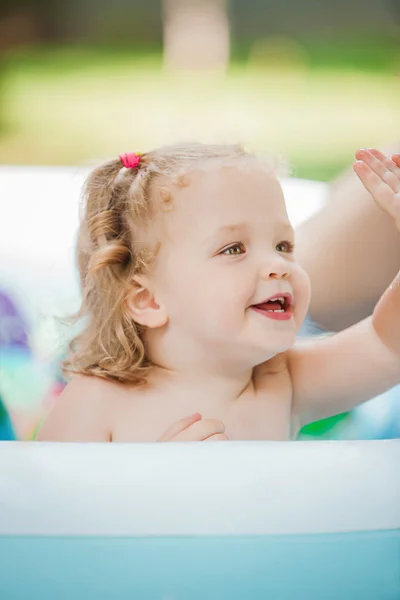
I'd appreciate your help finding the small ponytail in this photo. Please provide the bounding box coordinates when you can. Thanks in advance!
[62,156,151,385]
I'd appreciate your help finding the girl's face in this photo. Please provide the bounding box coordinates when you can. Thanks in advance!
[152,163,311,366]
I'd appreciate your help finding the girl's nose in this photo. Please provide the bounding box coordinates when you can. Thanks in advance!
[269,270,289,280]
[261,257,290,280]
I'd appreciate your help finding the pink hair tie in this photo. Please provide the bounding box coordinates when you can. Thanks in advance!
[119,152,142,170]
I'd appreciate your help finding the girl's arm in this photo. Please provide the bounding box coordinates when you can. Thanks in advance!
[289,306,400,428]
[289,149,400,427]
[295,143,400,331]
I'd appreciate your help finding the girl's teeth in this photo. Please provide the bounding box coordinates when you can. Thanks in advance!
[267,309,284,312]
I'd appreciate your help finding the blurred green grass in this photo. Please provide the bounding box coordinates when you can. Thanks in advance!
[0,36,398,180]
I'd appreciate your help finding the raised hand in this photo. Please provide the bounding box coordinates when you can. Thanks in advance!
[158,413,228,442]
[353,148,400,231]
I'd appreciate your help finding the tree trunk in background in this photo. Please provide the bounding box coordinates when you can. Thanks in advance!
[162,0,230,70]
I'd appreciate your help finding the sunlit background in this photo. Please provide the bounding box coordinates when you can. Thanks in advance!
[0,0,399,178]
[0,0,399,439]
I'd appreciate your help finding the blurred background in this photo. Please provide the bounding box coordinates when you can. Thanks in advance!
[0,0,399,440]
[0,0,399,178]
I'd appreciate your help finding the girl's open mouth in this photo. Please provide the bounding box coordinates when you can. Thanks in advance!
[250,293,293,321]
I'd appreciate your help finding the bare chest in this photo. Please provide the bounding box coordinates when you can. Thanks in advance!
[111,371,293,442]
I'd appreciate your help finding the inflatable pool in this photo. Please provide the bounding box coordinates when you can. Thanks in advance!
[0,440,399,599]
[0,167,398,598]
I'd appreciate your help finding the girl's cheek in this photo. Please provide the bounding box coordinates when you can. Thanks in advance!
[292,269,311,321]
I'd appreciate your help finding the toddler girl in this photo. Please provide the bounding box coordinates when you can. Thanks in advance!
[36,143,400,442]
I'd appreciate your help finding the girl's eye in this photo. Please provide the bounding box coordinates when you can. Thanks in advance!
[220,242,246,256]
[276,240,295,253]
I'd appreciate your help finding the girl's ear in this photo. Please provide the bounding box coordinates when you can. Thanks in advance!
[125,277,168,328]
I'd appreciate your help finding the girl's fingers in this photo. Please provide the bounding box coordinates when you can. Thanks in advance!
[177,418,225,441]
[355,149,400,193]
[203,433,229,441]
[159,416,226,442]
[158,413,202,441]
[368,148,400,180]
[392,154,400,169]
[353,160,392,201]
[353,160,400,228]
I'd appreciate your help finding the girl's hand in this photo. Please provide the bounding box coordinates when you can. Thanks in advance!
[158,413,228,442]
[353,149,400,231]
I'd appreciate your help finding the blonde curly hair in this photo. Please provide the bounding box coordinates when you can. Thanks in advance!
[62,141,282,385]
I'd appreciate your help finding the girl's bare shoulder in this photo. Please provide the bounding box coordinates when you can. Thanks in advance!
[35,374,124,442]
